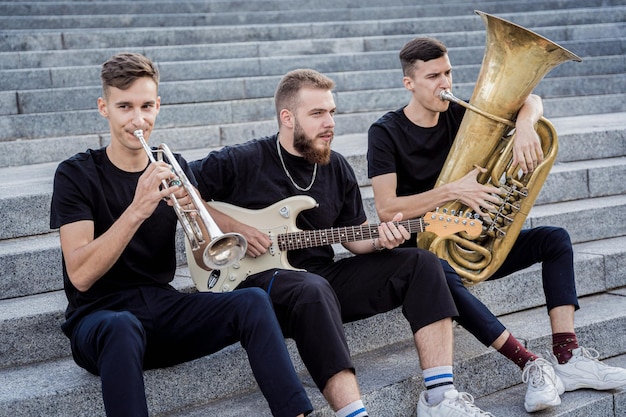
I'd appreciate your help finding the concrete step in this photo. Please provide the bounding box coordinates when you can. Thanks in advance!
[1,0,622,30]
[2,0,624,17]
[2,109,620,170]
[0,1,624,415]
[1,6,623,53]
[1,30,622,91]
[3,63,623,118]
[1,85,624,145]
[0,114,624,237]
[1,289,624,417]
[1,27,623,74]
[1,135,625,245]
[2,233,626,369]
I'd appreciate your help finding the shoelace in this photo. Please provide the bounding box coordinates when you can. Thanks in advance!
[451,392,495,417]
[522,358,551,387]
[575,347,601,361]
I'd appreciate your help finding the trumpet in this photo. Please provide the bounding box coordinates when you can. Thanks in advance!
[133,129,247,270]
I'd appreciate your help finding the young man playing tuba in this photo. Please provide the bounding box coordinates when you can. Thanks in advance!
[367,36,626,414]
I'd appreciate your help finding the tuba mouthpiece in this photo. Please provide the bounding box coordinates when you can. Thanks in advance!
[439,90,455,102]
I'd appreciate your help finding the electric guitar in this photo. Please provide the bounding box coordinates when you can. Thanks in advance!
[186,195,482,293]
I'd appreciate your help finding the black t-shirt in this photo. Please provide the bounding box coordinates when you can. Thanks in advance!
[50,147,195,334]
[189,134,367,270]
[367,102,466,195]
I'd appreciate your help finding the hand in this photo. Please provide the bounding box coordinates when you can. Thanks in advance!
[131,161,180,220]
[231,222,272,258]
[512,119,543,174]
[376,212,411,250]
[451,166,502,215]
[165,176,195,214]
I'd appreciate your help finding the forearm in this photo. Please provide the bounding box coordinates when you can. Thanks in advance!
[516,94,543,125]
[62,208,145,292]
[377,186,457,222]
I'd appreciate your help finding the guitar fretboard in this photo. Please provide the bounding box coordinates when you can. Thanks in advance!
[276,218,426,250]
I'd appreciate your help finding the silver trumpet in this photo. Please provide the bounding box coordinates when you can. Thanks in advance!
[133,129,247,270]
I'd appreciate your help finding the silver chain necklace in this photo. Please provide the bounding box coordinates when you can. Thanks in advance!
[276,137,317,192]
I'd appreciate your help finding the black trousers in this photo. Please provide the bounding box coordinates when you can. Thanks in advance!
[443,226,579,346]
[240,247,457,391]
[70,286,312,417]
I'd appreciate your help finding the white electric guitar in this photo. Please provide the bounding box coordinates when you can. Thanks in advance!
[186,195,482,293]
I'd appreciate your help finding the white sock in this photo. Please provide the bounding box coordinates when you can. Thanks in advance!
[336,399,368,417]
[423,365,455,405]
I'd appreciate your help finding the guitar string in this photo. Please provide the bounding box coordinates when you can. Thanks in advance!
[279,218,429,250]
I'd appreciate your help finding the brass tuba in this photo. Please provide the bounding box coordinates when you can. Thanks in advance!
[421,11,582,285]
[133,130,247,270]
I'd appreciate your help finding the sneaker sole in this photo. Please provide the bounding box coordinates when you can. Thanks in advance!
[524,396,561,413]
[563,380,626,391]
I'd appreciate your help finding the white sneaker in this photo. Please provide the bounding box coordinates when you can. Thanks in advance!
[547,347,626,391]
[417,389,495,417]
[521,358,562,412]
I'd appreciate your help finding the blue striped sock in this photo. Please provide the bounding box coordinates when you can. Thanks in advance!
[336,399,368,417]
[423,365,455,405]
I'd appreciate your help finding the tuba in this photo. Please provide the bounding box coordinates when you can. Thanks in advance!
[421,11,582,285]
[133,130,247,270]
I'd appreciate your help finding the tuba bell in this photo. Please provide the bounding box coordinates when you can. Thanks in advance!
[133,130,247,270]
[420,11,582,285]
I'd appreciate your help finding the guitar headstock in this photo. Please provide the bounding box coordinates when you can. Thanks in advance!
[423,211,482,238]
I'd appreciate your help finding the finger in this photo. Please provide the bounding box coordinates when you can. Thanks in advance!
[472,165,488,174]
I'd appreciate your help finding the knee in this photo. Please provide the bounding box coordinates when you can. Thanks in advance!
[410,249,448,284]
[236,287,274,314]
[98,311,145,347]
[550,227,572,247]
[295,274,337,304]
[544,227,573,256]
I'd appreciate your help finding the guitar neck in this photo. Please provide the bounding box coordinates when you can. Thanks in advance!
[277,218,425,251]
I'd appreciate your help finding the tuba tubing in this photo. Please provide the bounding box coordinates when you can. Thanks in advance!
[133,130,247,270]
[421,11,581,285]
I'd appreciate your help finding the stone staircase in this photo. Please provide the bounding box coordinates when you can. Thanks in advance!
[1,0,625,416]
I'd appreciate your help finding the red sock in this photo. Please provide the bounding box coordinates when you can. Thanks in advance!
[498,333,539,370]
[552,332,578,364]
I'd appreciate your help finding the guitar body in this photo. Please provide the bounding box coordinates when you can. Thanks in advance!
[186,195,317,292]
[186,195,481,293]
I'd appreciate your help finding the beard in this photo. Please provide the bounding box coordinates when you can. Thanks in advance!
[292,121,332,165]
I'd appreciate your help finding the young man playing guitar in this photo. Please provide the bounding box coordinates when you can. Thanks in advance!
[191,69,494,417]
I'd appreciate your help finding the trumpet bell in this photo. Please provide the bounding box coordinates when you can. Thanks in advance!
[203,233,247,269]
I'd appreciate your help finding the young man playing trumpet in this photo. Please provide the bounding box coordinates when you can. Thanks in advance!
[367,36,626,414]
[50,52,312,417]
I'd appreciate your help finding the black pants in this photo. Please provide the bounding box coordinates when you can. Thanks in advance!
[70,286,312,417]
[443,226,579,346]
[241,247,457,391]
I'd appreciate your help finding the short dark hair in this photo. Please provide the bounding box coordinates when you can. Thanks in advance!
[399,38,448,76]
[100,52,159,99]
[274,69,335,120]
